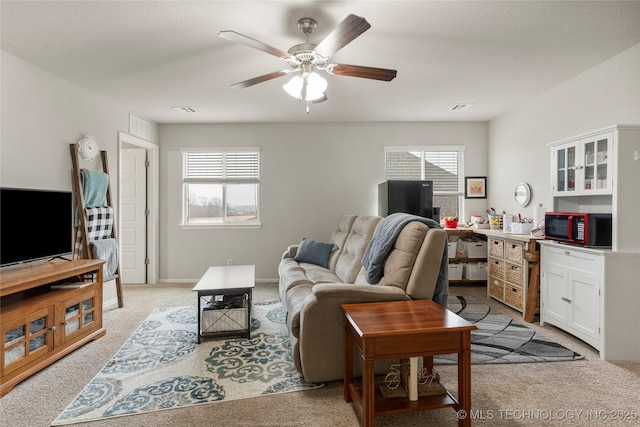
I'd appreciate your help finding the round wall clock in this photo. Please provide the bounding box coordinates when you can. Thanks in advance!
[77,135,100,161]
[514,182,532,207]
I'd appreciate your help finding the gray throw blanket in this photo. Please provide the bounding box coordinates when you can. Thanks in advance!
[90,238,118,278]
[361,213,449,307]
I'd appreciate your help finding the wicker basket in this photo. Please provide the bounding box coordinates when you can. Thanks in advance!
[488,238,504,258]
[202,306,247,333]
[489,279,504,300]
[505,263,524,286]
[505,242,524,264]
[505,285,524,310]
[489,258,504,279]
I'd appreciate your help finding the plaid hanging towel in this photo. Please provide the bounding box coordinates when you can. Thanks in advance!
[74,206,114,259]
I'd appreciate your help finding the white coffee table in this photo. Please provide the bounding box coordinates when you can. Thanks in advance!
[192,265,255,343]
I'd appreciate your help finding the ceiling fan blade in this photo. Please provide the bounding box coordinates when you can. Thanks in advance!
[314,14,371,58]
[219,30,292,60]
[326,64,397,81]
[231,70,292,89]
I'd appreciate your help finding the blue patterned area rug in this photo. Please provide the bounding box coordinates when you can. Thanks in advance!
[436,295,584,364]
[52,301,322,426]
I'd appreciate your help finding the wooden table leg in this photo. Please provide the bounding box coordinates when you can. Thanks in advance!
[343,321,353,402]
[458,331,472,427]
[524,244,541,323]
[197,293,202,344]
[362,358,375,427]
[423,355,434,372]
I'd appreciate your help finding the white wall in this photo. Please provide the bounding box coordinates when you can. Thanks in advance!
[0,50,159,306]
[488,43,640,217]
[159,122,488,281]
[0,50,160,190]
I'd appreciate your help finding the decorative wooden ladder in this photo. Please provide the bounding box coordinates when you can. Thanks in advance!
[70,143,124,308]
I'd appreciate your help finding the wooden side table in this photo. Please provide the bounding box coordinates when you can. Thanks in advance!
[341,300,477,427]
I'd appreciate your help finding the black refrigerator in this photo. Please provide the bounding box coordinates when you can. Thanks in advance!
[378,180,435,218]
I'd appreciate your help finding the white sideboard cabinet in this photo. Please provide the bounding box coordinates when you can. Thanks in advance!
[542,124,640,362]
[540,241,640,361]
[539,243,601,349]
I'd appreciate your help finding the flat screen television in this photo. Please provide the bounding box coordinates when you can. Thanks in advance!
[1,187,73,267]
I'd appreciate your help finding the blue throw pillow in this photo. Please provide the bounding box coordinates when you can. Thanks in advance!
[294,238,334,268]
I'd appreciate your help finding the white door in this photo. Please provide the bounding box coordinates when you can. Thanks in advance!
[120,148,147,283]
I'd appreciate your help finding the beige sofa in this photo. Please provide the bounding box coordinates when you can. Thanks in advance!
[278,214,448,383]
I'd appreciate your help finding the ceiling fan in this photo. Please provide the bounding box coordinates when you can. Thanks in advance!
[218,14,397,111]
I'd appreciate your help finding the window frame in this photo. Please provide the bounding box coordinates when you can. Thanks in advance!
[384,145,465,220]
[180,147,261,229]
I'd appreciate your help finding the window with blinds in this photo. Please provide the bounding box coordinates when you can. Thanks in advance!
[385,147,464,219]
[182,148,260,225]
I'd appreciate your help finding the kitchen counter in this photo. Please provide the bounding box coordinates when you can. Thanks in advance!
[446,227,543,243]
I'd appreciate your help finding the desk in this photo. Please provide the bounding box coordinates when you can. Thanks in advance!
[192,265,254,343]
[341,300,477,427]
[448,228,542,322]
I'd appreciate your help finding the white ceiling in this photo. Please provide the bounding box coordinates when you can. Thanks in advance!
[2,1,639,124]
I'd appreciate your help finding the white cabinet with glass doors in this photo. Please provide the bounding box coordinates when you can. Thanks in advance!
[551,132,613,196]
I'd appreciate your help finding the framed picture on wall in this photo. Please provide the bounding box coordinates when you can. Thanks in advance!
[465,176,487,199]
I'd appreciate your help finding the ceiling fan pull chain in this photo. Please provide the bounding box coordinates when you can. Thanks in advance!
[301,75,308,101]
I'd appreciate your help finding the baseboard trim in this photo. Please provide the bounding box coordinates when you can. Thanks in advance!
[157,278,278,284]
[103,297,119,311]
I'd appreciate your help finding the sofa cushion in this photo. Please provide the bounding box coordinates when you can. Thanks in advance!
[294,238,334,268]
[353,267,370,285]
[378,221,428,291]
[335,216,380,284]
[278,263,313,303]
[278,257,301,275]
[305,267,342,284]
[327,215,357,271]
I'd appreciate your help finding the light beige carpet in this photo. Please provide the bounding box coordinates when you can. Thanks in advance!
[51,300,321,425]
[1,283,639,426]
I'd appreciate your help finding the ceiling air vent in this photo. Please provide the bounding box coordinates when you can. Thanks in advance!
[172,106,197,113]
[129,114,151,139]
[450,103,475,111]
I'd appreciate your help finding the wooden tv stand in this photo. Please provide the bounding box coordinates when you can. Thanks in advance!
[0,259,106,397]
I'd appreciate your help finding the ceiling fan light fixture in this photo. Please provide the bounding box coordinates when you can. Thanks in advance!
[283,75,303,98]
[221,14,396,110]
[305,72,327,101]
[283,71,327,101]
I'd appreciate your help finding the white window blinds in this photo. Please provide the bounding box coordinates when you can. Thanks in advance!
[385,148,462,192]
[385,146,465,219]
[184,150,259,183]
[181,148,260,226]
